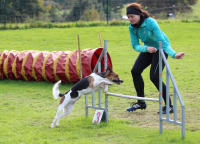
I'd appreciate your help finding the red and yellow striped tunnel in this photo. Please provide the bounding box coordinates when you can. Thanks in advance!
[0,48,112,83]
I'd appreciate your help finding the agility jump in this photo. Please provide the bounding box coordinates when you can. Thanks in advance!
[85,41,185,139]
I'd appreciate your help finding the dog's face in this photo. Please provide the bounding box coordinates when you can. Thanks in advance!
[105,67,123,85]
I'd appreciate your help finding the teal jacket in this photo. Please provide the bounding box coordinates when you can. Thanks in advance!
[129,17,177,58]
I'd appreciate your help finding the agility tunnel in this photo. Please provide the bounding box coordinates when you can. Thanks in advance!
[0,50,10,80]
[0,48,112,83]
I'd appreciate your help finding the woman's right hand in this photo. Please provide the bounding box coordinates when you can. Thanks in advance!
[147,47,157,53]
[174,52,185,59]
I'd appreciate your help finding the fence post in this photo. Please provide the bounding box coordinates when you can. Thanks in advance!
[4,0,6,27]
[173,5,176,19]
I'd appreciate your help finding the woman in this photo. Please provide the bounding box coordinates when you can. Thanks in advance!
[126,3,185,114]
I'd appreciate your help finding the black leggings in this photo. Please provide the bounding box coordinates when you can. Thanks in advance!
[131,51,172,107]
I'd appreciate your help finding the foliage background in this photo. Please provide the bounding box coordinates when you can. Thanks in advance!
[0,0,199,25]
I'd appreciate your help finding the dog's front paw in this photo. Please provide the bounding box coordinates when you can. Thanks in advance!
[103,85,108,93]
[50,124,54,128]
[105,82,112,85]
[103,89,108,93]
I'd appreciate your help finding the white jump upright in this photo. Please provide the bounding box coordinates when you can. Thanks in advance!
[84,40,185,139]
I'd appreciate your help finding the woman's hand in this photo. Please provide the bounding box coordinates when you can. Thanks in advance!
[147,47,157,53]
[175,52,185,59]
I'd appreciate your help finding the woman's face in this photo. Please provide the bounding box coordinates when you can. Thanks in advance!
[127,14,140,25]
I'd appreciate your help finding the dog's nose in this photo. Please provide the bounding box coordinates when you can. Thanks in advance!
[120,79,123,83]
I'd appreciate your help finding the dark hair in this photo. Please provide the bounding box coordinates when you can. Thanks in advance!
[126,3,149,18]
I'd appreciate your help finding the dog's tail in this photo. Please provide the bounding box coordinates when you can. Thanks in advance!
[52,80,64,99]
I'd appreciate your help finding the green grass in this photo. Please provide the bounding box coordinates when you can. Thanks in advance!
[0,23,200,143]
[0,21,131,30]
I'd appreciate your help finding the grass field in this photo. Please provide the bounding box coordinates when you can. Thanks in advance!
[0,22,200,143]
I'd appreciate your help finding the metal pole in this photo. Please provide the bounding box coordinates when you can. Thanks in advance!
[173,88,177,122]
[106,92,159,102]
[93,48,105,73]
[85,95,88,117]
[182,106,185,139]
[166,70,170,119]
[92,93,95,107]
[107,0,108,25]
[159,41,163,134]
[104,40,108,122]
[4,0,6,27]
[98,62,102,108]
[105,95,108,122]
[104,40,107,71]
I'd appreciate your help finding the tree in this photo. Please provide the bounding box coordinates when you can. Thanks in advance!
[48,1,61,22]
[80,4,100,21]
[0,0,45,22]
[53,0,73,9]
[97,0,124,15]
[66,0,127,21]
[66,0,103,21]
[136,0,198,15]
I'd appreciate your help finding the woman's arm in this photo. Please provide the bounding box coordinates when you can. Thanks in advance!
[129,26,148,52]
[149,18,177,58]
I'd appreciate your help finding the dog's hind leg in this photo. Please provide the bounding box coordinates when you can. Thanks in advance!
[55,103,74,126]
[50,103,65,128]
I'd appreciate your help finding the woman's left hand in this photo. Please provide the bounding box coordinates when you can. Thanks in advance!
[175,52,185,59]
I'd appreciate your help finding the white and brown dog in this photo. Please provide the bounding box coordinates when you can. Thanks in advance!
[50,67,123,128]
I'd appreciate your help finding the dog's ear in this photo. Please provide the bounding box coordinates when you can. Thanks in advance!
[106,67,112,74]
